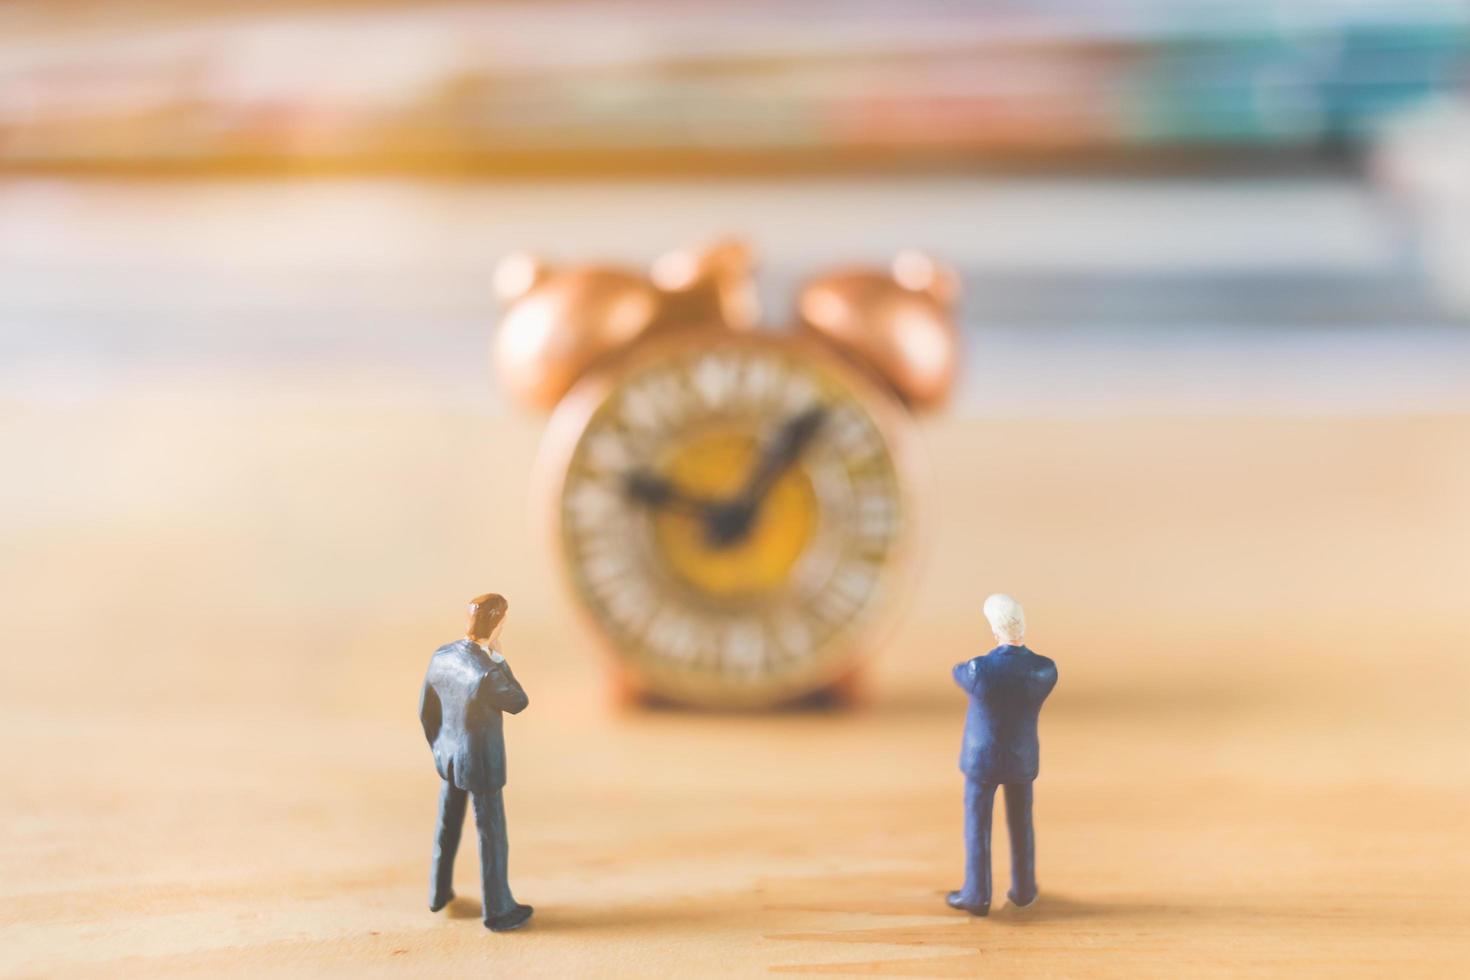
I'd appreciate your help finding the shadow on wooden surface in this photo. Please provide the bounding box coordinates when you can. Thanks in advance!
[442,896,480,921]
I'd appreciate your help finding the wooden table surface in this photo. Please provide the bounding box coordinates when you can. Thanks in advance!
[2,376,1468,977]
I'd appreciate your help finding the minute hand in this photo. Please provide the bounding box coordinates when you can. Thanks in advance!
[737,405,827,506]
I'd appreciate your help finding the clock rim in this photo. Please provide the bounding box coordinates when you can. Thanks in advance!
[534,324,928,709]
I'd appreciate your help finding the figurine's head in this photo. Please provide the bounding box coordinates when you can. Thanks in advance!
[466,592,509,645]
[983,593,1025,645]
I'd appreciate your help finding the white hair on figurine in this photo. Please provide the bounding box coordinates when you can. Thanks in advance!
[983,593,1026,644]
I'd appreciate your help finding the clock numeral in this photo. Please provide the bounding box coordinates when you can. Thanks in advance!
[773,614,814,663]
[579,544,633,591]
[834,562,879,604]
[810,561,879,628]
[573,501,639,578]
[739,357,785,408]
[690,354,741,410]
[619,371,687,435]
[780,373,822,415]
[852,479,900,543]
[583,427,633,474]
[646,610,703,666]
[721,619,769,677]
[565,480,622,531]
[591,575,656,636]
[828,404,881,462]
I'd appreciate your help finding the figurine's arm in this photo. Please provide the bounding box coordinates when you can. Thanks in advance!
[483,659,530,715]
[419,678,442,745]
[952,659,982,694]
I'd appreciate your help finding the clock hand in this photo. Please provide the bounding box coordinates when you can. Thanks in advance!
[703,405,828,547]
[624,469,721,519]
[739,405,828,507]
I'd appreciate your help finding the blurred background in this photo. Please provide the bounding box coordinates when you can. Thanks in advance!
[4,0,1470,406]
[3,2,1470,974]
[4,0,1470,623]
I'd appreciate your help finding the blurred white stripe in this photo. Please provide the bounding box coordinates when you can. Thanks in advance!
[1,176,1466,417]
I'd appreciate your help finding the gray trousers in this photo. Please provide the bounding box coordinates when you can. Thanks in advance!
[430,780,517,919]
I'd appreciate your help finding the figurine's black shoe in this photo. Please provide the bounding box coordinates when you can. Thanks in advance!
[946,891,989,916]
[485,904,534,932]
[1007,889,1038,910]
[429,889,455,913]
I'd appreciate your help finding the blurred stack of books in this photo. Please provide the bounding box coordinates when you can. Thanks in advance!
[0,0,1466,173]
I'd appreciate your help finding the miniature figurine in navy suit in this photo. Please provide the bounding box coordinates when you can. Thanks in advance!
[949,594,1057,916]
[420,593,534,932]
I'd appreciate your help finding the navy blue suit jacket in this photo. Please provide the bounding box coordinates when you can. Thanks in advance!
[954,645,1057,784]
[420,639,529,793]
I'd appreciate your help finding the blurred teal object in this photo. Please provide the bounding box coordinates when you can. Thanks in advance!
[1129,18,1470,146]
[0,0,1465,170]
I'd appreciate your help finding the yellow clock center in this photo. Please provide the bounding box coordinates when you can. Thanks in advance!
[652,428,818,598]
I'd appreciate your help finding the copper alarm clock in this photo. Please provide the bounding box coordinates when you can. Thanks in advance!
[493,241,960,708]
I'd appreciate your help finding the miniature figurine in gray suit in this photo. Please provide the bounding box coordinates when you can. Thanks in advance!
[420,593,533,932]
[949,594,1057,916]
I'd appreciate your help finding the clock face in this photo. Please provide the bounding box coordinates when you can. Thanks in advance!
[548,332,916,707]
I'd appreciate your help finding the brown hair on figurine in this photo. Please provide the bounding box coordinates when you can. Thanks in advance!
[466,593,509,642]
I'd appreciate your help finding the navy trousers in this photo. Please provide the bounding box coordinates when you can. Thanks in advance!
[430,781,517,920]
[961,778,1037,907]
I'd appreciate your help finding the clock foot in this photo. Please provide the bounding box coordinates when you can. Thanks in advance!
[777,670,866,712]
[610,669,868,713]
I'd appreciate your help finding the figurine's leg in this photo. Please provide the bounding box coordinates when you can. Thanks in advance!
[472,789,517,918]
[957,779,996,909]
[1003,781,1037,908]
[430,780,467,911]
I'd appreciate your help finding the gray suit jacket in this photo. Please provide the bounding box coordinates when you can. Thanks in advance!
[420,639,529,793]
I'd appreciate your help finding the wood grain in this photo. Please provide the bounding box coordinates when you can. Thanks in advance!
[2,376,1468,977]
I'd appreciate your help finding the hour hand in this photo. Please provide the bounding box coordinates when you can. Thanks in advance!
[624,470,717,517]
